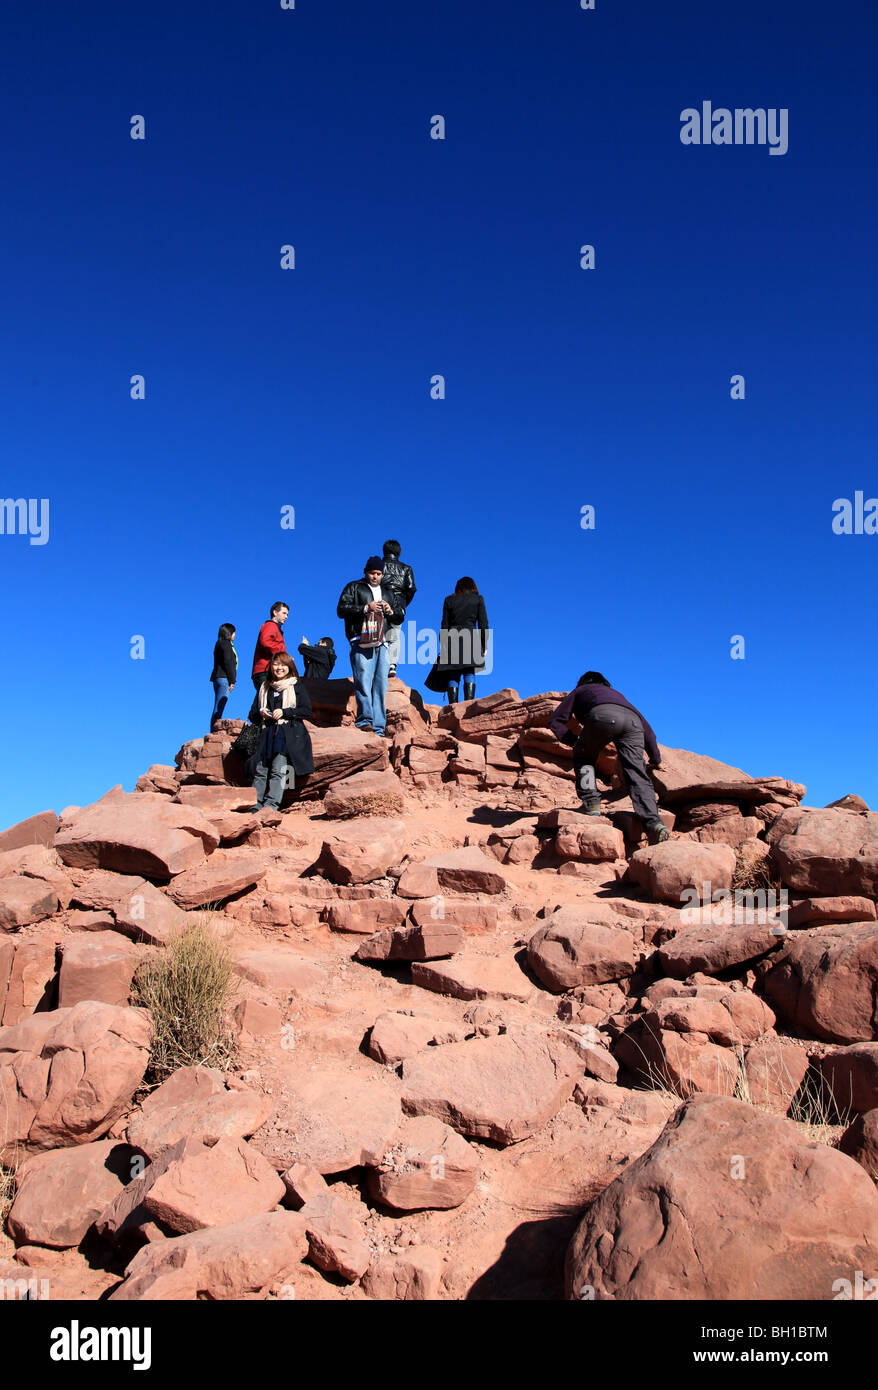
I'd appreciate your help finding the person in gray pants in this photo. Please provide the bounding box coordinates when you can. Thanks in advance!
[548,672,669,844]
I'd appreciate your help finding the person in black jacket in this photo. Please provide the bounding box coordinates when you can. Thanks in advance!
[381,539,417,677]
[548,671,669,844]
[298,635,337,681]
[424,577,489,704]
[337,557,405,736]
[245,651,314,810]
[210,623,237,732]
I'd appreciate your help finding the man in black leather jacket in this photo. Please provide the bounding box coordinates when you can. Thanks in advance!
[380,539,417,676]
[337,557,405,736]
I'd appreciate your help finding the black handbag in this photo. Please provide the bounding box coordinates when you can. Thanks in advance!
[230,723,261,760]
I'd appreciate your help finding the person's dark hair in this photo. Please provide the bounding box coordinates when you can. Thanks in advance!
[578,671,611,687]
[270,651,298,677]
[383,539,401,559]
[454,576,479,594]
[270,601,289,617]
[218,623,236,641]
[318,636,335,649]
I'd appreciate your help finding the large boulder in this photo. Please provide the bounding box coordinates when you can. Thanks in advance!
[839,1111,878,1179]
[0,1002,152,1163]
[760,923,878,1043]
[58,932,138,1008]
[527,909,638,992]
[55,793,219,878]
[318,818,407,885]
[7,1139,137,1248]
[323,769,406,819]
[129,1135,285,1234]
[627,841,736,905]
[366,1115,479,1211]
[400,1028,586,1144]
[0,810,59,853]
[0,876,60,931]
[655,916,784,978]
[126,1086,274,1159]
[565,1095,878,1299]
[301,724,390,797]
[109,1210,307,1300]
[815,1044,878,1115]
[772,807,878,896]
[422,847,506,895]
[165,852,266,908]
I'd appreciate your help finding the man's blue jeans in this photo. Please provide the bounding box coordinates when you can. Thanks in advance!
[211,678,230,730]
[350,643,389,734]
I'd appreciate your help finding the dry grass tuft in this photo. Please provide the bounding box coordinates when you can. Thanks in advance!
[132,915,238,1082]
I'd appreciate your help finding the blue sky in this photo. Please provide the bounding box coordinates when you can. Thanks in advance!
[1,0,876,826]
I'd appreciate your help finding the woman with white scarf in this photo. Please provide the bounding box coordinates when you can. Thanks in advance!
[247,652,314,810]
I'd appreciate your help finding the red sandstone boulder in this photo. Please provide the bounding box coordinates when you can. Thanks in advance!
[55,793,219,878]
[58,932,138,1009]
[787,895,877,929]
[367,1011,466,1066]
[0,1002,152,1163]
[555,822,626,863]
[326,899,407,934]
[109,1210,307,1300]
[565,1095,878,1299]
[302,724,390,797]
[772,807,878,896]
[527,909,638,992]
[299,1192,370,1282]
[0,810,59,853]
[324,770,406,819]
[7,1139,136,1248]
[411,952,533,1004]
[423,847,506,895]
[362,1247,445,1300]
[400,1028,586,1144]
[815,1044,878,1115]
[839,1110,878,1179]
[655,917,784,978]
[126,1087,274,1159]
[318,817,407,885]
[138,1136,285,1234]
[742,1035,810,1115]
[354,922,464,963]
[367,1115,479,1211]
[760,923,878,1043]
[0,875,60,931]
[651,749,804,807]
[409,898,497,936]
[1,940,57,1024]
[165,851,266,908]
[626,841,736,905]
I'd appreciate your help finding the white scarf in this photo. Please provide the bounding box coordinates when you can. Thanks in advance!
[258,674,298,720]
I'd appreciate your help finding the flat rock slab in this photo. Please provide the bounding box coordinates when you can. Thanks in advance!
[354,922,465,963]
[409,898,497,935]
[249,1064,402,1174]
[319,817,408,885]
[650,748,803,806]
[109,1210,308,1300]
[423,847,506,895]
[0,810,59,853]
[787,895,878,929]
[127,1088,274,1159]
[0,873,60,931]
[166,852,267,908]
[401,1029,586,1144]
[655,919,783,978]
[233,949,327,994]
[140,1136,285,1233]
[411,953,534,1003]
[58,932,139,1008]
[56,793,219,878]
[326,899,407,934]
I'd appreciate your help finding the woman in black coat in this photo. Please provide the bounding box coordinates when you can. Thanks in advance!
[425,577,489,704]
[246,652,314,810]
[210,622,238,732]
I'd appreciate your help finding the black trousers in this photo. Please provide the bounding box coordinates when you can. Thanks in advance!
[572,703,659,821]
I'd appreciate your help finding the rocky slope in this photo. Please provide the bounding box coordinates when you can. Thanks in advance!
[0,680,876,1301]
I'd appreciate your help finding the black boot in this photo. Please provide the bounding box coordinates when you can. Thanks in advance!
[447,683,459,704]
[463,681,476,700]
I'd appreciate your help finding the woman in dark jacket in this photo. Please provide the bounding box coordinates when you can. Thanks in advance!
[246,652,314,810]
[425,577,489,704]
[210,623,238,732]
[297,635,337,681]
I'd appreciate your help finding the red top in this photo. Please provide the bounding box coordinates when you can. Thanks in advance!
[252,619,287,676]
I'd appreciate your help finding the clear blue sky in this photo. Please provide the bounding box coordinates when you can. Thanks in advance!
[2,0,876,827]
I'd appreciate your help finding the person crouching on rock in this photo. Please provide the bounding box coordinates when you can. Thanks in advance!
[247,652,314,811]
[298,635,337,681]
[548,671,669,845]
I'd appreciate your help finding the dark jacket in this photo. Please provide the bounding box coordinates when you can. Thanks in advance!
[247,680,314,776]
[298,642,337,681]
[380,557,416,623]
[548,684,661,765]
[211,638,237,684]
[424,592,489,692]
[336,580,405,642]
[251,619,287,678]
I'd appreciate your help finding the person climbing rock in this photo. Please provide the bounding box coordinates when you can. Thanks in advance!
[549,671,669,844]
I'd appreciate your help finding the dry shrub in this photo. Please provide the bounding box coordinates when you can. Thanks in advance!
[133,916,237,1081]
[0,1163,15,1227]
